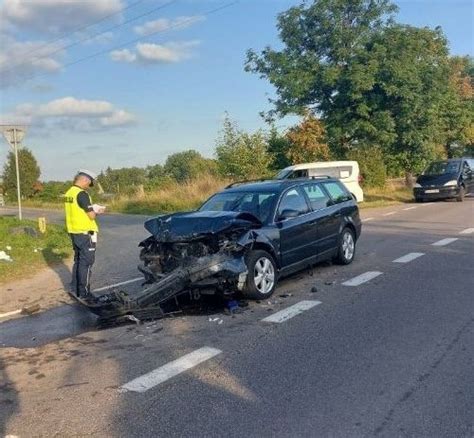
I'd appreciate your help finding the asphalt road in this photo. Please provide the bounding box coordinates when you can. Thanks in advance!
[0,198,473,437]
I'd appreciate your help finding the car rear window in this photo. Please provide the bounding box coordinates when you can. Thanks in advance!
[303,183,331,211]
[322,182,352,204]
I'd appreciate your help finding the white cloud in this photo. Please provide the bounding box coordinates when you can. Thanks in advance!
[0,36,64,88]
[2,0,124,35]
[110,41,200,65]
[134,15,205,36]
[4,97,136,132]
[110,48,137,63]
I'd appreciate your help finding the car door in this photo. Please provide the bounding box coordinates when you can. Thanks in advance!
[275,187,313,267]
[301,182,338,257]
[321,181,353,250]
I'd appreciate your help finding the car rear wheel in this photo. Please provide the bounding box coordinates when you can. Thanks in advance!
[335,228,356,265]
[243,250,277,299]
[456,186,465,202]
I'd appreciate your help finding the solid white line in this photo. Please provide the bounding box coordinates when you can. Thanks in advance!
[383,212,396,216]
[93,277,143,292]
[393,252,425,263]
[432,238,459,247]
[402,206,417,211]
[342,271,383,287]
[362,217,374,222]
[459,228,474,235]
[120,347,222,393]
[0,309,22,319]
[262,300,322,323]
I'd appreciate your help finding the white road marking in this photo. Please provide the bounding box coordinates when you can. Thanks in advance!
[383,212,396,216]
[418,203,434,207]
[120,347,222,393]
[393,252,425,263]
[402,206,417,211]
[362,217,374,222]
[0,309,22,319]
[262,300,322,323]
[342,271,383,287]
[93,277,143,292]
[432,238,458,247]
[459,228,474,235]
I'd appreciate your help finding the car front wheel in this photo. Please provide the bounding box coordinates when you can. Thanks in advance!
[335,228,356,265]
[243,250,277,299]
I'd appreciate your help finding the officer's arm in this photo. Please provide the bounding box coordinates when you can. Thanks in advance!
[77,191,96,220]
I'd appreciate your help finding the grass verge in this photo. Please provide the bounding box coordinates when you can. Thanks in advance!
[0,216,72,284]
[359,186,413,209]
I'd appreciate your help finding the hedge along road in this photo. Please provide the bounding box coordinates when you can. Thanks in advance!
[0,197,472,437]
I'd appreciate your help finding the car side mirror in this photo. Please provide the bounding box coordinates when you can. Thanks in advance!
[278,209,299,221]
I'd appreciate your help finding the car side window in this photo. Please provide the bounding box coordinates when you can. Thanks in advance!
[322,182,352,204]
[277,188,309,218]
[303,183,331,211]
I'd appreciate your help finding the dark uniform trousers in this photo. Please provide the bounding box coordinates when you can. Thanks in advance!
[70,232,96,297]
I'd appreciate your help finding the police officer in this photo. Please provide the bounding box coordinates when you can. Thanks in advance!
[64,169,104,303]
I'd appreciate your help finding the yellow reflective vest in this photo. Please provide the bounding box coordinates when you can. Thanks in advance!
[64,186,99,234]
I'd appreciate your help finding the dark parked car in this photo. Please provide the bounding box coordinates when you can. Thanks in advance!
[414,158,474,202]
[138,178,362,300]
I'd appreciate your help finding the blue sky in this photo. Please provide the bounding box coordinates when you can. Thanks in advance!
[0,0,472,180]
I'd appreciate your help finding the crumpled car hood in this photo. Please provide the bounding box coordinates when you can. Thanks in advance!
[144,211,262,242]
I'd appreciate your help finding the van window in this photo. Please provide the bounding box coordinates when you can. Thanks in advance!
[308,166,353,179]
[322,182,352,204]
[288,169,308,179]
[303,183,331,211]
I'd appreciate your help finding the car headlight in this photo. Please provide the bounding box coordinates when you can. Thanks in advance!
[413,183,422,188]
[443,180,458,187]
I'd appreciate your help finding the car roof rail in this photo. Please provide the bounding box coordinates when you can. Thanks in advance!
[225,178,271,189]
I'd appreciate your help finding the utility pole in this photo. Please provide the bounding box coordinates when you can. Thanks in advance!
[1,125,27,220]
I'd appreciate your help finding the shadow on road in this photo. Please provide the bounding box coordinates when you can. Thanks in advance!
[0,357,19,436]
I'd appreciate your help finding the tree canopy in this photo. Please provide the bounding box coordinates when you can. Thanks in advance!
[2,148,41,200]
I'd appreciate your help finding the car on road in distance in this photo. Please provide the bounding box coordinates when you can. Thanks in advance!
[275,161,364,203]
[139,178,362,301]
[413,158,474,202]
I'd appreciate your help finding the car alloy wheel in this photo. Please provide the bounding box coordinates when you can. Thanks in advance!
[342,231,355,261]
[253,256,275,295]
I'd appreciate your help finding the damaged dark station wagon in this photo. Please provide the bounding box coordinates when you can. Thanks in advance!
[138,178,362,301]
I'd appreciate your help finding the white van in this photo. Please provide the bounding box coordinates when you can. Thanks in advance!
[276,161,364,202]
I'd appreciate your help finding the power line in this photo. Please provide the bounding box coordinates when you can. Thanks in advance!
[19,1,239,84]
[4,0,179,72]
[7,0,150,63]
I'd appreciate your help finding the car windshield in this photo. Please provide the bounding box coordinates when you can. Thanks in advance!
[200,191,278,223]
[423,161,460,176]
[275,169,292,179]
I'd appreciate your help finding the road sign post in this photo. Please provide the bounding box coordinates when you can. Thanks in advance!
[1,125,27,220]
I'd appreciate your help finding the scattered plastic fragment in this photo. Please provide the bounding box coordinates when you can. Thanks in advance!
[311,286,318,293]
[324,280,335,286]
[279,293,292,298]
[0,251,13,262]
[6,245,12,251]
[218,319,223,325]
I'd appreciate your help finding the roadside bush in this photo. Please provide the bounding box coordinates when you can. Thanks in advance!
[347,146,387,188]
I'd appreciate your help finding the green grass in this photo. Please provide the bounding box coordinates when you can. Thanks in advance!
[360,186,413,209]
[0,216,72,284]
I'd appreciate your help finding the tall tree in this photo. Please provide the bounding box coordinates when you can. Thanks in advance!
[2,148,41,200]
[286,114,330,163]
[164,150,218,182]
[215,116,272,179]
[267,125,292,171]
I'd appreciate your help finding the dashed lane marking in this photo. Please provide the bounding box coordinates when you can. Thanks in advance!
[459,228,474,235]
[432,238,459,247]
[402,206,417,211]
[383,212,396,216]
[262,300,322,323]
[120,347,222,393]
[393,252,425,263]
[362,217,374,222]
[342,271,383,287]
[93,277,143,292]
